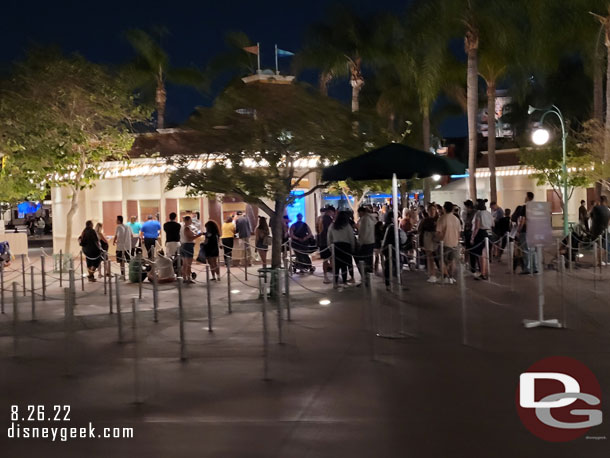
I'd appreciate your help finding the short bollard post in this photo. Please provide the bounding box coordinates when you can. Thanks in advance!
[560,255,567,328]
[261,274,270,381]
[152,262,158,323]
[177,277,187,361]
[80,251,85,291]
[21,254,26,296]
[40,256,46,301]
[116,279,123,344]
[331,244,337,289]
[108,266,113,314]
[367,272,376,360]
[115,274,121,320]
[206,265,212,332]
[227,260,232,314]
[284,267,291,321]
[59,249,63,288]
[30,266,36,321]
[1,263,5,313]
[509,240,515,275]
[244,241,248,281]
[102,260,107,295]
[276,269,283,345]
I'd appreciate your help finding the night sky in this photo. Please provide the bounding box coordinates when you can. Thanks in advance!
[2,0,465,136]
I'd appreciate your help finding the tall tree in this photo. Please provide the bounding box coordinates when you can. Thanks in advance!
[167,81,361,267]
[125,28,206,129]
[0,49,150,253]
[295,5,377,111]
[205,31,259,84]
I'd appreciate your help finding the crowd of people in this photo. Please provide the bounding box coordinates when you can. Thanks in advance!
[75,193,609,286]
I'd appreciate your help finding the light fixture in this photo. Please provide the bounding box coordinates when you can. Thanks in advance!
[230,289,240,294]
[432,174,441,182]
[319,299,331,306]
[532,128,550,146]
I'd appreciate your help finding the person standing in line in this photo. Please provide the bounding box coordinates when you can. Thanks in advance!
[289,213,315,272]
[235,210,253,265]
[125,216,142,256]
[590,195,610,266]
[356,206,376,282]
[179,215,202,283]
[113,215,132,278]
[327,210,356,287]
[221,215,236,265]
[35,217,46,237]
[318,206,335,283]
[493,208,511,260]
[419,203,439,283]
[140,215,161,259]
[202,221,221,280]
[79,220,102,282]
[163,212,181,257]
[94,222,109,278]
[436,201,461,284]
[254,216,271,268]
[470,199,493,280]
[579,200,589,232]
[462,200,477,274]
[515,192,537,274]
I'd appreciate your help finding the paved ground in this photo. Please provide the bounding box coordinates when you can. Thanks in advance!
[0,249,609,457]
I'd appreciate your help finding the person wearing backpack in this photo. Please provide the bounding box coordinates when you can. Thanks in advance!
[289,213,315,273]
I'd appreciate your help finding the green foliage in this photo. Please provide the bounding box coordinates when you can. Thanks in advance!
[0,49,149,194]
[519,144,594,202]
[204,31,258,84]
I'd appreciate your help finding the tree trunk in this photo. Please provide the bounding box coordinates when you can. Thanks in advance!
[155,70,166,130]
[349,60,364,113]
[466,33,479,201]
[270,200,285,268]
[605,30,610,198]
[487,81,498,203]
[422,106,431,205]
[64,186,79,255]
[594,55,604,123]
[319,72,331,96]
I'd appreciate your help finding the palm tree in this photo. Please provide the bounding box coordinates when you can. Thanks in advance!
[125,28,206,129]
[295,6,376,112]
[205,30,259,84]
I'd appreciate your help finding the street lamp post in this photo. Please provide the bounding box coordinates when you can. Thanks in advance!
[528,105,569,236]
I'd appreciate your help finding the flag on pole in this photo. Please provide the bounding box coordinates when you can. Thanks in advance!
[277,48,294,57]
[243,45,259,55]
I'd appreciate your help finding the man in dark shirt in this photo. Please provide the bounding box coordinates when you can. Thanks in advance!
[516,192,537,274]
[591,196,610,266]
[163,212,181,257]
[579,200,589,231]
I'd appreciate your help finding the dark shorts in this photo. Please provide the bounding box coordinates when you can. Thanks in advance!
[443,246,458,263]
[319,244,331,260]
[181,243,195,259]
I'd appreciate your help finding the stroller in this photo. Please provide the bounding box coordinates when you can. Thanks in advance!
[0,241,11,267]
[289,239,317,274]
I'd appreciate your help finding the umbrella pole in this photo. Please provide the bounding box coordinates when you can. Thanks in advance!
[392,174,402,285]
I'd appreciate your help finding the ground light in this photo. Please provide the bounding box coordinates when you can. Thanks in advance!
[230,289,240,294]
[319,299,331,306]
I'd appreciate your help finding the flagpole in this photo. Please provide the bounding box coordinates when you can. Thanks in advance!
[275,44,279,75]
[257,42,261,73]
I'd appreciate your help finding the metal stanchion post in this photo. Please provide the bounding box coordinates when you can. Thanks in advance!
[568,236,573,272]
[458,255,467,346]
[115,274,121,321]
[593,240,598,291]
[80,251,85,291]
[152,261,158,323]
[284,267,291,321]
[177,277,187,361]
[69,260,76,307]
[484,237,490,282]
[102,260,107,295]
[276,269,283,345]
[30,266,36,321]
[261,273,270,381]
[244,240,248,281]
[440,241,445,284]
[227,261,232,314]
[116,278,123,344]
[40,256,46,301]
[388,244,394,291]
[523,245,561,329]
[59,249,63,288]
[132,297,141,405]
[0,263,4,313]
[367,272,376,360]
[509,240,514,275]
[21,254,26,296]
[108,265,113,314]
[331,244,337,289]
[206,265,212,332]
[555,239,561,276]
[13,282,19,356]
[560,254,566,328]
[138,253,143,300]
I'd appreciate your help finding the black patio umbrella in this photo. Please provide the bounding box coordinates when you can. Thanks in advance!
[321,142,466,181]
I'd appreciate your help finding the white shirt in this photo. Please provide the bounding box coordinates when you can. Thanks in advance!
[180,224,196,244]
